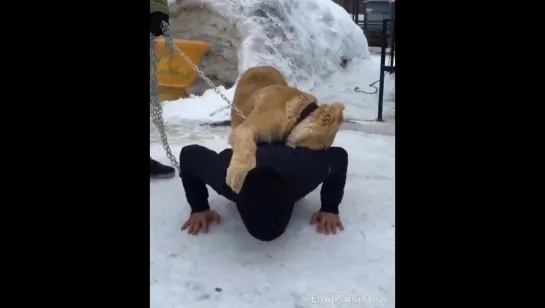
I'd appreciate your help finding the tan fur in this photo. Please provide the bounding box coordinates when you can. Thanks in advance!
[230,66,288,130]
[286,102,344,149]
[225,66,344,193]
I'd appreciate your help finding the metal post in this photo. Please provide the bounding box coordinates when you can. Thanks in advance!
[352,0,358,23]
[389,3,395,67]
[377,19,388,122]
[355,0,360,24]
[363,2,368,33]
[389,24,395,67]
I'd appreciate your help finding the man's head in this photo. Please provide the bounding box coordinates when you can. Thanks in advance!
[236,167,295,242]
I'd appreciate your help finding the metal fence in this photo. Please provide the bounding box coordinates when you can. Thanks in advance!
[359,20,394,48]
[376,19,395,121]
[339,1,396,121]
[343,3,395,121]
[341,1,395,48]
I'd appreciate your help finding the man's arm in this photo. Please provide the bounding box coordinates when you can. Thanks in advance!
[150,0,169,14]
[179,145,237,213]
[319,147,348,214]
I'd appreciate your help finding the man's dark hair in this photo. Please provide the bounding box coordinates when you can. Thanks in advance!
[236,167,295,242]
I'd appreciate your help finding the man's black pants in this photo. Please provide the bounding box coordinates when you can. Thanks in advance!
[179,144,347,240]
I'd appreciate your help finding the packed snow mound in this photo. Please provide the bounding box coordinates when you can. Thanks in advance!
[163,0,392,123]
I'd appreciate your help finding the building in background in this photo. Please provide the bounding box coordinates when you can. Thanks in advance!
[361,0,395,47]
[333,0,395,47]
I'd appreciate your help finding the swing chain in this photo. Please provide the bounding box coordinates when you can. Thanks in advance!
[150,34,180,172]
[150,21,247,172]
[159,22,246,119]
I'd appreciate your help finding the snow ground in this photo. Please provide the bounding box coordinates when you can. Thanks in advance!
[150,128,395,308]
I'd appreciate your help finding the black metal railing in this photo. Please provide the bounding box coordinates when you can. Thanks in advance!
[349,0,362,24]
[359,20,394,48]
[377,19,395,121]
[341,1,395,121]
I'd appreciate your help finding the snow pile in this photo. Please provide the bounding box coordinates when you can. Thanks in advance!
[161,0,394,124]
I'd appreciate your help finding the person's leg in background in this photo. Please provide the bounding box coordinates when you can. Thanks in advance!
[150,157,175,179]
[236,167,296,241]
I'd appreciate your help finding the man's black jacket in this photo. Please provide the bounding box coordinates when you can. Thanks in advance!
[207,144,347,214]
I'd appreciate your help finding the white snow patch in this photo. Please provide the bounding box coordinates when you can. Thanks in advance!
[162,86,236,124]
[159,0,394,124]
[150,130,395,308]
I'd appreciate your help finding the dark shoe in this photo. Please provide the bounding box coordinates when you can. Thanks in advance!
[150,158,175,179]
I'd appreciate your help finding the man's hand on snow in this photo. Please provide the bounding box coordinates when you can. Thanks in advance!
[310,211,344,235]
[181,210,221,235]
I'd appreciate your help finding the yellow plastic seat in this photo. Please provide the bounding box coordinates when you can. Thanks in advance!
[154,38,209,101]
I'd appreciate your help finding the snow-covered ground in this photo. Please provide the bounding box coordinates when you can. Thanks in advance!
[150,128,395,308]
[160,0,395,125]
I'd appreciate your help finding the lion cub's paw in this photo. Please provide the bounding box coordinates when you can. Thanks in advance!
[226,159,256,194]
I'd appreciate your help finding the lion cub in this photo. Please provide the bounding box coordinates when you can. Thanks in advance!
[226,66,344,193]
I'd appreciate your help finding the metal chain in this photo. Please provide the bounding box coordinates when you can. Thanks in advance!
[160,22,246,119]
[150,21,246,172]
[150,34,180,172]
